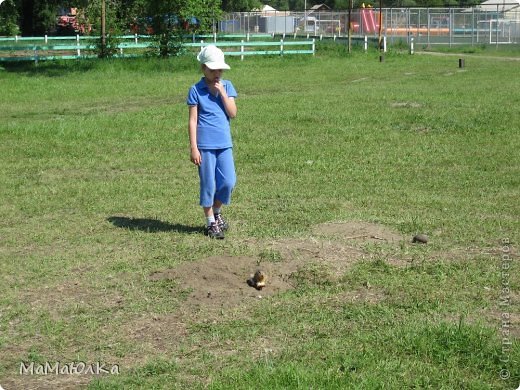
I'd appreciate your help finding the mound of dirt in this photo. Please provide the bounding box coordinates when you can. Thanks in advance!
[268,237,364,277]
[148,222,402,315]
[149,256,294,313]
[313,221,403,243]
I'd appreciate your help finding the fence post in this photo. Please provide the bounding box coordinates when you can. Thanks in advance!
[134,33,138,44]
[409,37,414,54]
[213,32,217,42]
[364,35,368,52]
[383,36,387,52]
[495,4,499,48]
[449,8,453,47]
[333,34,336,41]
[76,34,80,44]
[280,39,284,56]
[471,8,475,47]
[312,38,315,56]
[15,35,18,42]
[246,32,250,41]
[44,34,48,44]
[241,39,244,61]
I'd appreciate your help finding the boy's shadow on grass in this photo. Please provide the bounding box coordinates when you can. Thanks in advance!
[107,216,202,234]
[2,61,96,77]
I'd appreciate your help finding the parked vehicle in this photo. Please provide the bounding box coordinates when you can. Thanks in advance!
[56,7,91,35]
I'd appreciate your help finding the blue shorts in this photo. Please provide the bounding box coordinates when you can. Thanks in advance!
[198,148,236,207]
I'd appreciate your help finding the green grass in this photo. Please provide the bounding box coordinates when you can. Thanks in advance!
[0,47,519,389]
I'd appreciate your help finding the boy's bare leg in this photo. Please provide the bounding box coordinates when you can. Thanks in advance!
[203,206,214,218]
[203,201,223,218]
[213,200,223,213]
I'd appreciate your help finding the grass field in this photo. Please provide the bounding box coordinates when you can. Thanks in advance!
[0,44,519,389]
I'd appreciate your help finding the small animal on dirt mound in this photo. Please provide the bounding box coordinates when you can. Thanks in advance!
[412,234,429,244]
[247,270,267,290]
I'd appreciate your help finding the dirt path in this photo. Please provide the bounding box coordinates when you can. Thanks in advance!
[415,50,520,62]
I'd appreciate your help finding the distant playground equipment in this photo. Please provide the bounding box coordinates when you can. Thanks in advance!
[360,3,379,33]
[386,14,450,36]
[349,4,381,34]
[385,26,450,36]
[353,6,453,36]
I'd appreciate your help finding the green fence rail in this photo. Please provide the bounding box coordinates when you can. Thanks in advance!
[0,37,315,63]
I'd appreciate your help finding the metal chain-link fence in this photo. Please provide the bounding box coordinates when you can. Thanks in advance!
[220,6,520,46]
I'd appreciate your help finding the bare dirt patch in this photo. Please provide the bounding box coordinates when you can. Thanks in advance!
[313,221,404,243]
[132,228,376,361]
[136,222,404,352]
[3,221,409,388]
[1,374,93,390]
[268,237,365,278]
[148,255,294,313]
[415,51,520,62]
[442,297,520,339]
[390,101,422,108]
[149,229,376,313]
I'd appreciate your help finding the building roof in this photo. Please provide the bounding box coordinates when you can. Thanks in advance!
[472,0,520,12]
[251,4,277,12]
[309,4,331,11]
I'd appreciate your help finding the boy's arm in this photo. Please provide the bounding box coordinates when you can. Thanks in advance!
[188,105,201,166]
[215,82,237,119]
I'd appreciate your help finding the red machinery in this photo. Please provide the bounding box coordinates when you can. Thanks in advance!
[56,8,91,35]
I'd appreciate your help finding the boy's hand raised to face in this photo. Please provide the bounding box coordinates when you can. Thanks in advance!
[209,80,226,97]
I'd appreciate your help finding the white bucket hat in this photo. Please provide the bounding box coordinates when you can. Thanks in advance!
[197,45,230,70]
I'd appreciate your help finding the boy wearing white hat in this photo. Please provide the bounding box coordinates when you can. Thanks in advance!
[187,45,238,239]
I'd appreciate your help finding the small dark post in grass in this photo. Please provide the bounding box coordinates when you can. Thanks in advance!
[459,58,465,68]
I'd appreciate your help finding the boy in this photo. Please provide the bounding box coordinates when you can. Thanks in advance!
[187,45,238,239]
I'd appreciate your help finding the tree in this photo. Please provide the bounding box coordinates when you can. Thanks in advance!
[0,0,20,35]
[221,0,261,12]
[18,0,68,36]
[269,0,290,11]
[142,0,222,57]
[84,0,123,34]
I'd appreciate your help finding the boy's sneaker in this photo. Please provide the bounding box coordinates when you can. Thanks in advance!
[205,222,224,239]
[214,213,229,231]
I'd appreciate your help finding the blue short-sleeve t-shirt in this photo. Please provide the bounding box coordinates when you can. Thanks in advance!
[187,78,237,149]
